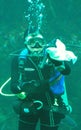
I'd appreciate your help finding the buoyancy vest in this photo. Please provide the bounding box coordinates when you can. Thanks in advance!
[49,70,64,95]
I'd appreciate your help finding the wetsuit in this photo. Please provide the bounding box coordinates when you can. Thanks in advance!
[10,48,71,130]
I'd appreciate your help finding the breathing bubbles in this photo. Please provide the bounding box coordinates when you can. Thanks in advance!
[25,0,45,33]
[28,0,33,3]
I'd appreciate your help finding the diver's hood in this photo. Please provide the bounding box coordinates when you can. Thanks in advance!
[46,39,77,64]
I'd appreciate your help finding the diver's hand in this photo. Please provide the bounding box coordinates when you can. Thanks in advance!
[55,64,65,72]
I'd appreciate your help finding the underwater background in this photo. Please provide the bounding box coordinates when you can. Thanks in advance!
[0,0,81,129]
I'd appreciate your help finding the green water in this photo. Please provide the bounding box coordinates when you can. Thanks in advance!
[0,0,81,129]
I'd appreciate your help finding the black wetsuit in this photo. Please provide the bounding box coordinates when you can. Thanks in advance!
[10,49,71,130]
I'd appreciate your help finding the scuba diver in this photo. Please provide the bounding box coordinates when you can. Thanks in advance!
[10,30,77,130]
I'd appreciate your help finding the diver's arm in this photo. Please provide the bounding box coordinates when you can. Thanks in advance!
[10,57,22,94]
[10,57,27,99]
[60,61,71,75]
[47,54,71,75]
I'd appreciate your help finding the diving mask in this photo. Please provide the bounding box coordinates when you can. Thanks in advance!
[24,33,45,54]
[24,33,45,47]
